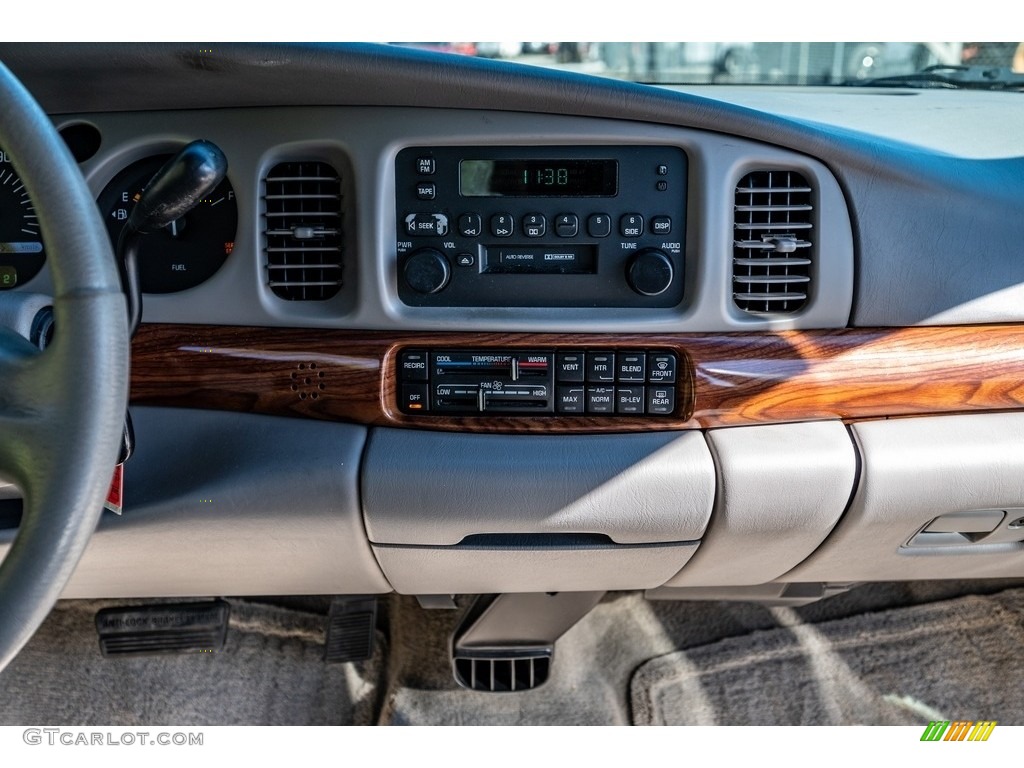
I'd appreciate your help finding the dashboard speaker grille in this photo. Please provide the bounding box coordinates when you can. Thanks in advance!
[263,161,343,300]
[733,170,813,314]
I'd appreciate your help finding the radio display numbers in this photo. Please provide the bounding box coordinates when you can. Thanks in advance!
[460,159,618,197]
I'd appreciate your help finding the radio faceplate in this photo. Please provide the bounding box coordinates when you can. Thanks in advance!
[396,146,687,308]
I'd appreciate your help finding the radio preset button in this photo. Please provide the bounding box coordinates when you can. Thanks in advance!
[416,182,436,200]
[555,213,579,238]
[458,213,482,237]
[620,214,644,238]
[586,387,615,414]
[587,213,611,238]
[490,213,514,238]
[586,352,616,383]
[523,213,547,238]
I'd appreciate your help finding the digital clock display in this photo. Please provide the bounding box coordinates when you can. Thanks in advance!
[459,159,618,197]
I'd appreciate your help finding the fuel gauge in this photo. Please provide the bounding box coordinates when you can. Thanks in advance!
[98,153,237,293]
[0,150,46,289]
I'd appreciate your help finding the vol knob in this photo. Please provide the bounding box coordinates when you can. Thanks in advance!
[404,248,451,294]
[627,249,674,296]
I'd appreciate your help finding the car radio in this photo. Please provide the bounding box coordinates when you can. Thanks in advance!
[395,146,687,308]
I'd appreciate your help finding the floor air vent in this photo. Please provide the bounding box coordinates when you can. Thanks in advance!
[453,650,552,692]
[733,170,813,314]
[263,161,343,300]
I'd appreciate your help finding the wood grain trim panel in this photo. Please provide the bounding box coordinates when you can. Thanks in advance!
[130,324,1024,432]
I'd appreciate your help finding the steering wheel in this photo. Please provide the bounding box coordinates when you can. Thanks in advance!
[0,63,129,671]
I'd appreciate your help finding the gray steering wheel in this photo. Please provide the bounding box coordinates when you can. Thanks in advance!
[0,62,129,671]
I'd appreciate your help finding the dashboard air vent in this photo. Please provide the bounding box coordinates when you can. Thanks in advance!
[733,170,813,314]
[263,161,343,300]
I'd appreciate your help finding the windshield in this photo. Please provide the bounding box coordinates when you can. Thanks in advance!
[393,42,1024,85]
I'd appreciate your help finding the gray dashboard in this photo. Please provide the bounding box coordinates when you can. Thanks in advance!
[26,107,854,332]
[3,42,1023,328]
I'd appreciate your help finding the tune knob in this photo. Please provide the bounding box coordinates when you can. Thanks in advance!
[404,248,451,294]
[627,249,674,296]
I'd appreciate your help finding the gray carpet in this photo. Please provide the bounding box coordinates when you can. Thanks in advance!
[0,599,384,725]
[631,588,1024,725]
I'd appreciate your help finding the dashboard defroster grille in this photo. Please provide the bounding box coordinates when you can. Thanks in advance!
[733,170,813,314]
[263,161,344,301]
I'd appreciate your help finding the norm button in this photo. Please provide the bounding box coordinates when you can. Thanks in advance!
[586,387,615,414]
[587,352,615,383]
[647,353,677,384]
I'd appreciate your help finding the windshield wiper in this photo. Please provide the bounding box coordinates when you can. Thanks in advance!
[849,64,1024,91]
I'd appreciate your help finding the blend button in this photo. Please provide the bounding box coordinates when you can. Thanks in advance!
[617,352,646,383]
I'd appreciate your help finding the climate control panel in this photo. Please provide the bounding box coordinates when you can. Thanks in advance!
[398,348,679,417]
[395,145,687,308]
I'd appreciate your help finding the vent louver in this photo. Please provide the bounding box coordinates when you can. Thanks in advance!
[263,161,343,301]
[733,170,813,314]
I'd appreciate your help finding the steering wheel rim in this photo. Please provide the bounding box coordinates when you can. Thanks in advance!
[0,62,129,671]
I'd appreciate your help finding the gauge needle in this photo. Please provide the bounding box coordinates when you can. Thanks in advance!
[168,218,185,238]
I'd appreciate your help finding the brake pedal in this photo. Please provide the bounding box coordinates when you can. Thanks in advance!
[95,600,229,657]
